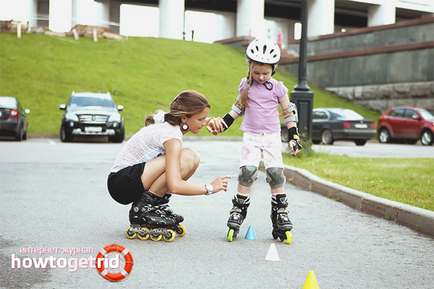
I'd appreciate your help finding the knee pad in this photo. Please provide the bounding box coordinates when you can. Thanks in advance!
[280,102,298,123]
[238,166,258,187]
[266,167,285,188]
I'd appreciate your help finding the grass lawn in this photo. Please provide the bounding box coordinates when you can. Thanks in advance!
[0,33,379,136]
[283,151,434,211]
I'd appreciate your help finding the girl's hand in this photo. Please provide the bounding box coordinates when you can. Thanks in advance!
[289,140,302,156]
[210,175,231,193]
[207,118,227,135]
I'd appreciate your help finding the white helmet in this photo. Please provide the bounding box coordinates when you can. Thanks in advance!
[246,38,281,64]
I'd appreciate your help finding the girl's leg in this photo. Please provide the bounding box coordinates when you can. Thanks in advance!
[237,132,262,195]
[228,133,262,240]
[140,148,200,196]
[262,133,293,240]
[262,132,285,194]
[237,183,253,195]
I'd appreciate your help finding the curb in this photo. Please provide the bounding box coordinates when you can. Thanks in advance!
[260,161,434,237]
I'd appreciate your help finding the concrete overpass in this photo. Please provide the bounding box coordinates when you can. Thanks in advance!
[2,0,433,43]
[95,0,434,43]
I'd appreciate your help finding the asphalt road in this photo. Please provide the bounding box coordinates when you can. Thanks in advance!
[0,138,433,289]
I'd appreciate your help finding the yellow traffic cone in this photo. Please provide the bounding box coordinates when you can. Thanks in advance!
[302,271,319,289]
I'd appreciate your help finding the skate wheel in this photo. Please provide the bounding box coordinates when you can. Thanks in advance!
[175,225,186,237]
[227,229,235,242]
[138,227,150,240]
[284,231,292,244]
[272,234,278,240]
[125,228,137,239]
[163,230,176,242]
[150,229,162,242]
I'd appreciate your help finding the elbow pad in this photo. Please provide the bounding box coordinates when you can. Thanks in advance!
[280,102,298,123]
[231,100,245,116]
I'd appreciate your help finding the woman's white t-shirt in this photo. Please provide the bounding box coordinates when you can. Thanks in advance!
[111,122,182,173]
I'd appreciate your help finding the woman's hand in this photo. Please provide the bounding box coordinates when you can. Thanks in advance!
[206,118,227,135]
[210,175,231,193]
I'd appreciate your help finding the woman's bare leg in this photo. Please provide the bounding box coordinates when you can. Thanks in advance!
[141,148,200,196]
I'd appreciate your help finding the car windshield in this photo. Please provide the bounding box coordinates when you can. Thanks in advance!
[0,97,16,108]
[329,109,363,120]
[69,96,114,108]
[417,109,434,120]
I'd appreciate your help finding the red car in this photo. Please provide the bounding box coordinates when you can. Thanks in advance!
[377,106,434,146]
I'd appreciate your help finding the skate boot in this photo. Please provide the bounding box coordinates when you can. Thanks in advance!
[271,194,293,244]
[125,191,178,242]
[227,194,250,242]
[156,194,186,237]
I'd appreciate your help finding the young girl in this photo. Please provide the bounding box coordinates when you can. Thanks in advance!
[208,38,302,243]
[108,90,231,242]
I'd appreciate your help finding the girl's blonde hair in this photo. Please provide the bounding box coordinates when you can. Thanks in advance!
[239,59,274,108]
[145,90,210,126]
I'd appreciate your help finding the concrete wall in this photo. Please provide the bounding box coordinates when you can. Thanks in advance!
[278,17,434,113]
[288,19,434,56]
[280,47,434,87]
[326,81,434,113]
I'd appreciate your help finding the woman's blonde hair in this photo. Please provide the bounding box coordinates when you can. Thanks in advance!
[145,90,210,126]
[239,59,274,108]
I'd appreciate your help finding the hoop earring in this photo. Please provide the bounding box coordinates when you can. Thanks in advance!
[182,123,189,131]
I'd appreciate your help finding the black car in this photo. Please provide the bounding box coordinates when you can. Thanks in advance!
[59,92,125,143]
[311,108,376,146]
[0,96,30,141]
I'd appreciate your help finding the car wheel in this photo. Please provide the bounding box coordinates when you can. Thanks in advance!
[378,127,390,143]
[60,125,73,142]
[354,140,366,146]
[15,124,23,141]
[109,126,125,143]
[321,129,333,145]
[420,129,434,146]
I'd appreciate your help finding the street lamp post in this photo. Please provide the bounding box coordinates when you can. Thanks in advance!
[290,0,314,140]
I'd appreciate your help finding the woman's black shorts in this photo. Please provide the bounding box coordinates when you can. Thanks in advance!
[107,162,146,205]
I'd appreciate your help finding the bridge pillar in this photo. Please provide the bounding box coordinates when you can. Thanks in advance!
[368,0,396,27]
[236,0,265,38]
[28,0,37,31]
[96,0,121,33]
[159,0,185,40]
[307,0,335,37]
[49,0,72,32]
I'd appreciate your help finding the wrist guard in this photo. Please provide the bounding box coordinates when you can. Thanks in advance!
[222,113,234,131]
[288,127,302,151]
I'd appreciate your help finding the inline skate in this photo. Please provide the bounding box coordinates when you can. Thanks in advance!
[271,194,293,244]
[227,194,250,242]
[156,194,186,237]
[125,191,185,242]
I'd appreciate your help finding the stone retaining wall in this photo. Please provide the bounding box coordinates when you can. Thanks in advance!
[325,81,434,113]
